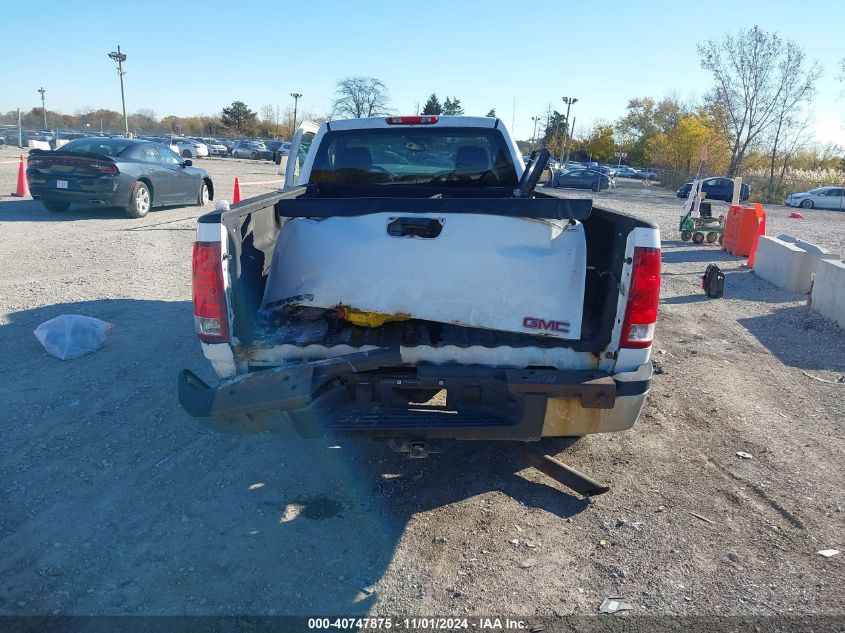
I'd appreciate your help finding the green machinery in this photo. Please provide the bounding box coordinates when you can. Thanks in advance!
[678,179,724,245]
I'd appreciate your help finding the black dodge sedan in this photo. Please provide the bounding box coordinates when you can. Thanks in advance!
[27,137,213,218]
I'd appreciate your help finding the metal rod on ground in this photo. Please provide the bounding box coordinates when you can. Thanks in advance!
[512,442,609,497]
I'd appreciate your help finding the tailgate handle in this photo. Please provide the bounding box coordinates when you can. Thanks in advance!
[387,217,443,239]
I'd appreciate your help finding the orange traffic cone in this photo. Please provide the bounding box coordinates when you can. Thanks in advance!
[232,176,241,203]
[11,155,29,197]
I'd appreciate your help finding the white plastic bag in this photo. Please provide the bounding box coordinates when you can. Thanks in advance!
[33,315,114,360]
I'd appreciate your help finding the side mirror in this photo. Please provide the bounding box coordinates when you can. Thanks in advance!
[538,166,553,184]
[183,159,193,167]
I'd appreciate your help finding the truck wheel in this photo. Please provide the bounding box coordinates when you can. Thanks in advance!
[126,181,151,218]
[706,232,718,243]
[44,200,70,212]
[692,231,705,244]
[680,230,692,241]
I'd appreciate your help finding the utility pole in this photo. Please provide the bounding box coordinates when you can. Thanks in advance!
[531,116,541,151]
[561,96,578,165]
[108,46,129,137]
[37,87,47,129]
[567,117,576,164]
[290,93,302,134]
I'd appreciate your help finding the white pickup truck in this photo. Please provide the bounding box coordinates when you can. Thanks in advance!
[179,116,660,449]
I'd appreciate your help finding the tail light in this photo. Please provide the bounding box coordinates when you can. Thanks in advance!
[90,162,118,174]
[27,157,44,169]
[620,247,661,348]
[385,115,439,125]
[192,241,229,342]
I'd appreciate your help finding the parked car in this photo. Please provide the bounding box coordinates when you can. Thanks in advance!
[199,138,228,157]
[786,186,845,210]
[231,140,272,160]
[266,140,292,164]
[638,167,658,179]
[677,177,750,202]
[551,168,610,191]
[171,137,209,158]
[26,138,213,218]
[179,116,661,454]
[615,166,642,178]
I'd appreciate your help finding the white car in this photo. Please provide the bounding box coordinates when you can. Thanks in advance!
[170,137,208,158]
[199,138,228,157]
[786,186,845,210]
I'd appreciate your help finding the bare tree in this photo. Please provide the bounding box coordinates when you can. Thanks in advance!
[765,45,821,186]
[332,77,391,118]
[260,104,282,137]
[698,26,820,176]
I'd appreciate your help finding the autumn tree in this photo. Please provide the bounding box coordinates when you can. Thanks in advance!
[422,94,443,115]
[332,77,391,118]
[646,110,731,175]
[582,124,615,162]
[615,96,685,165]
[221,101,257,134]
[698,26,819,176]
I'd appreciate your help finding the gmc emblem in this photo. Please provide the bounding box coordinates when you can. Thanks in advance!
[523,316,570,333]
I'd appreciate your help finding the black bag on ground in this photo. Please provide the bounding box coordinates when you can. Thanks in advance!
[702,264,725,298]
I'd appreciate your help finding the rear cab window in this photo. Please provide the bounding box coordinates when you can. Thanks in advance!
[308,128,518,188]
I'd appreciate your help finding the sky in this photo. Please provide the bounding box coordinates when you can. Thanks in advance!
[1,0,843,145]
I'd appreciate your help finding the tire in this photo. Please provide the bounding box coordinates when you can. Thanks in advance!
[692,231,705,244]
[250,151,258,160]
[718,233,724,245]
[680,230,692,242]
[799,199,813,209]
[591,181,599,192]
[706,232,719,243]
[274,153,282,166]
[182,149,192,158]
[43,200,70,213]
[197,181,209,206]
[126,181,151,218]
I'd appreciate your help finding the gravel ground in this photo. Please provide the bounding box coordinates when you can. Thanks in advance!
[0,151,843,625]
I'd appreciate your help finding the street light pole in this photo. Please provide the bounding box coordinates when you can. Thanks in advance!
[561,96,578,165]
[531,116,540,151]
[37,87,47,129]
[290,93,302,134]
[108,46,129,137]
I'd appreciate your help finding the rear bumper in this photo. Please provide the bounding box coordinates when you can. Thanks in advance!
[178,348,653,439]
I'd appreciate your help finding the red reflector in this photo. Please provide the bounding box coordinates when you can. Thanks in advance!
[385,115,439,125]
[192,241,229,342]
[620,246,661,349]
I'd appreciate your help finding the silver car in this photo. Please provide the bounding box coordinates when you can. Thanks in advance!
[786,186,845,210]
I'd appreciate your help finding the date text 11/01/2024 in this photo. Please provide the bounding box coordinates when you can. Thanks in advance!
[307,617,530,630]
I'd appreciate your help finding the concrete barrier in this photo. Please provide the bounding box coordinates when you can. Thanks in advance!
[811,259,845,329]
[27,140,50,150]
[793,240,842,279]
[753,236,815,293]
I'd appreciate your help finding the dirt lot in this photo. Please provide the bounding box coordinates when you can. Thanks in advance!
[0,148,843,625]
